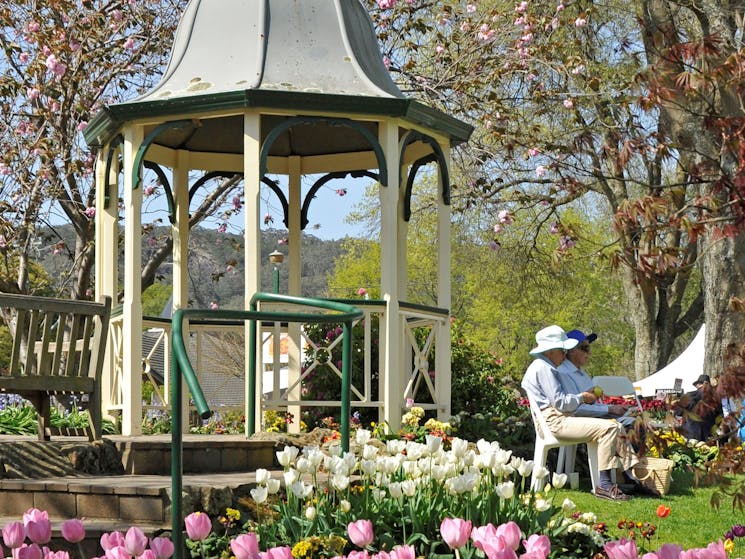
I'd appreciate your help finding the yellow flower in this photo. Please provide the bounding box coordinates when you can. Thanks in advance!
[292,540,312,558]
[724,538,735,553]
[226,508,241,522]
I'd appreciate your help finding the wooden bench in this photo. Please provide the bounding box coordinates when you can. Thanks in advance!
[0,294,111,441]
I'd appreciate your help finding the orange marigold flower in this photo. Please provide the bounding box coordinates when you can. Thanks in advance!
[656,505,671,518]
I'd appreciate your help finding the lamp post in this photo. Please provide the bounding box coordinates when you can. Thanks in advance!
[268,250,284,293]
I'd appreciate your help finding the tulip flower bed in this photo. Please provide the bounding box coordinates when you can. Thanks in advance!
[1,430,741,559]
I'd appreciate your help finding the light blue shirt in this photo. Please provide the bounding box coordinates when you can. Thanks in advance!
[521,356,584,413]
[556,359,612,418]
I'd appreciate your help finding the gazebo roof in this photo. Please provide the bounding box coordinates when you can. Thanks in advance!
[84,0,472,152]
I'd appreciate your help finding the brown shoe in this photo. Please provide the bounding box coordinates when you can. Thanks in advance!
[594,485,631,501]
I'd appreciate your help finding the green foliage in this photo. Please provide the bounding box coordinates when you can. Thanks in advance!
[0,401,117,435]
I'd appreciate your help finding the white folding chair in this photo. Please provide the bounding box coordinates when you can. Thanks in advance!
[593,375,643,411]
[526,393,600,491]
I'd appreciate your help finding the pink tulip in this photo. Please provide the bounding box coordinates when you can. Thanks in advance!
[347,552,371,559]
[140,551,157,559]
[348,520,374,548]
[22,509,48,526]
[3,521,26,548]
[184,512,212,541]
[481,537,517,559]
[18,543,43,559]
[441,518,472,549]
[471,524,498,551]
[100,532,125,551]
[104,545,132,559]
[655,544,683,559]
[372,552,391,559]
[124,527,148,557]
[702,541,727,559]
[641,554,660,559]
[61,519,85,544]
[231,534,260,559]
[521,552,548,559]
[45,552,70,559]
[390,544,415,559]
[605,539,639,559]
[522,534,550,559]
[25,520,51,545]
[496,522,522,551]
[150,536,175,559]
[264,546,293,559]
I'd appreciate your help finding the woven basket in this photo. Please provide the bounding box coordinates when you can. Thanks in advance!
[633,457,674,495]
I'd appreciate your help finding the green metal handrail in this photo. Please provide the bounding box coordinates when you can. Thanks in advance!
[170,293,363,559]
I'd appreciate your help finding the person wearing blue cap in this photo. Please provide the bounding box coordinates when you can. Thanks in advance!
[521,325,639,501]
[557,329,635,427]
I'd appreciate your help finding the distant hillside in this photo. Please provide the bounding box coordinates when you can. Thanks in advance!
[37,225,349,307]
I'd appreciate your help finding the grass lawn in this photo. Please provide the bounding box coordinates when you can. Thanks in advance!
[551,469,742,551]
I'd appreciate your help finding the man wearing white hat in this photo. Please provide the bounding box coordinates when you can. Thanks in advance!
[521,325,639,501]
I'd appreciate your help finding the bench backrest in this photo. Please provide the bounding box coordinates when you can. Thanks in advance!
[0,294,111,383]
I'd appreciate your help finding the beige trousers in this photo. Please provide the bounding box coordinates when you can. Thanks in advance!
[542,407,638,471]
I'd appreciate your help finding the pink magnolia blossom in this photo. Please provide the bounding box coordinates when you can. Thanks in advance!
[478,24,495,41]
[605,538,639,559]
[232,196,242,210]
[217,223,227,233]
[467,4,477,13]
[60,519,85,543]
[348,520,374,548]
[515,1,528,13]
[2,521,26,548]
[498,210,513,225]
[559,235,575,251]
[28,21,41,33]
[149,536,175,559]
[377,0,396,8]
[460,21,472,32]
[45,54,67,77]
[231,533,260,559]
[435,45,445,55]
[76,121,88,131]
[528,147,539,157]
[383,56,391,69]
[575,17,587,27]
[209,301,219,310]
[535,165,548,178]
[19,52,30,63]
[263,213,273,225]
[440,518,472,549]
[493,223,503,234]
[550,222,560,234]
[556,3,564,10]
[563,98,574,109]
[184,512,212,541]
[27,88,40,100]
[84,207,96,218]
[123,37,135,50]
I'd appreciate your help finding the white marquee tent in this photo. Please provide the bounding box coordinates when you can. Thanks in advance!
[633,325,705,397]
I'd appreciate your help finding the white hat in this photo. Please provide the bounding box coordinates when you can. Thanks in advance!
[529,325,579,356]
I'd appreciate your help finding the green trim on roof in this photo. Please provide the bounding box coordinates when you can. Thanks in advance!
[83,90,473,149]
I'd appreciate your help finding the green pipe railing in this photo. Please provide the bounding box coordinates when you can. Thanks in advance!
[170,293,363,559]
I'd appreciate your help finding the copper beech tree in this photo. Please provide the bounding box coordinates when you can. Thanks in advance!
[366,0,745,379]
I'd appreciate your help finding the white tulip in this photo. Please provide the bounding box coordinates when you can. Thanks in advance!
[250,485,268,504]
[562,498,576,513]
[255,468,270,484]
[450,437,468,458]
[361,459,376,475]
[266,478,281,494]
[328,444,342,457]
[372,487,386,503]
[476,439,491,454]
[290,480,313,499]
[401,479,417,497]
[362,444,379,461]
[388,482,403,499]
[534,498,551,512]
[283,469,299,486]
[495,448,512,465]
[517,459,535,478]
[431,464,448,481]
[276,445,299,467]
[401,460,421,478]
[425,435,442,454]
[386,439,407,455]
[477,452,496,470]
[296,457,312,474]
[332,473,350,491]
[496,481,515,499]
[342,452,357,471]
[305,506,316,520]
[552,472,568,489]
[405,442,425,461]
[340,499,351,513]
[532,465,549,480]
[308,448,325,468]
[356,428,372,445]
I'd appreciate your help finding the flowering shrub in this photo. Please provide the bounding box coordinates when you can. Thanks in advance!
[645,428,719,470]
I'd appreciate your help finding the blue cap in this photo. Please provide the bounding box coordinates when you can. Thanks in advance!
[566,329,597,344]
